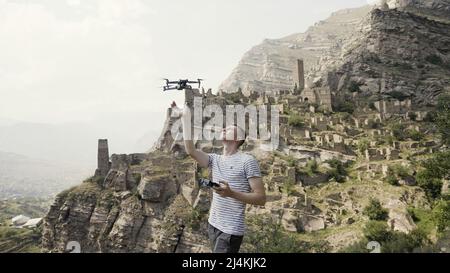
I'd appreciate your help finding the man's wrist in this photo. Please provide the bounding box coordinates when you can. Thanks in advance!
[229,189,237,199]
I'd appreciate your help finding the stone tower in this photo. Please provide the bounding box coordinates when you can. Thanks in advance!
[293,59,305,93]
[95,139,110,177]
[379,0,390,11]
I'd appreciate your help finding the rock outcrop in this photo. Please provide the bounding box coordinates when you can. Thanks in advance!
[309,6,450,108]
[42,153,210,253]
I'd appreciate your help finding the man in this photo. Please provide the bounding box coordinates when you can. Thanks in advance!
[178,102,266,253]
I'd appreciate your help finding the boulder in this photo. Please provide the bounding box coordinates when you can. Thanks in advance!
[138,174,171,202]
[12,215,30,226]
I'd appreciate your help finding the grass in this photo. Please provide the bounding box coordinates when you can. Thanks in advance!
[408,207,436,235]
[0,226,42,253]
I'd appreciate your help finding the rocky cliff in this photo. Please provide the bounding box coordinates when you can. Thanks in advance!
[309,5,450,109]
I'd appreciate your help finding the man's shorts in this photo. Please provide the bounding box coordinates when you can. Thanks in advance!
[208,223,244,253]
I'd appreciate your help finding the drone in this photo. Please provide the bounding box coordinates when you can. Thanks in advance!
[163,79,203,91]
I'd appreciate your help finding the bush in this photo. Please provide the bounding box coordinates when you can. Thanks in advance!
[416,151,449,200]
[389,91,409,101]
[242,214,330,253]
[325,159,348,183]
[416,172,443,200]
[424,111,437,122]
[385,168,399,186]
[409,130,424,141]
[363,221,391,242]
[334,101,356,114]
[286,156,296,167]
[390,124,423,141]
[391,123,407,141]
[433,199,450,233]
[391,164,410,179]
[436,94,450,145]
[408,112,417,121]
[350,223,428,253]
[304,159,319,176]
[422,151,450,180]
[357,139,370,155]
[363,199,389,221]
[288,114,304,128]
[281,178,296,196]
[382,229,427,253]
[187,208,206,231]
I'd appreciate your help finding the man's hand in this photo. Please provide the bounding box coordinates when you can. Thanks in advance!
[213,181,234,198]
[181,102,209,168]
[213,178,266,206]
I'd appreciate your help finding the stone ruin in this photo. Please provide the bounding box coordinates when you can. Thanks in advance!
[95,139,111,177]
[374,99,412,119]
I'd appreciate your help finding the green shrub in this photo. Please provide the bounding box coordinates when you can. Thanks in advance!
[288,114,304,128]
[391,123,407,141]
[416,173,443,200]
[281,178,296,196]
[304,159,319,176]
[349,223,428,253]
[242,214,330,253]
[187,208,206,231]
[422,151,450,180]
[436,94,450,145]
[433,199,450,233]
[424,111,437,122]
[363,221,391,242]
[357,139,370,155]
[391,164,410,179]
[408,129,424,141]
[363,199,389,221]
[408,112,417,121]
[391,124,423,141]
[389,91,409,101]
[325,159,348,183]
[415,151,449,200]
[382,229,427,253]
[286,156,296,167]
[386,168,399,186]
[334,101,356,114]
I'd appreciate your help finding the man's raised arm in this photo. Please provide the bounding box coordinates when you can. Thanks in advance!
[181,104,209,168]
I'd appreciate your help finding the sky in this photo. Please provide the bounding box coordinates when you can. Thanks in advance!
[0,0,379,125]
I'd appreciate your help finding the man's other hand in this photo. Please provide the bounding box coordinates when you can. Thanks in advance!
[214,181,234,198]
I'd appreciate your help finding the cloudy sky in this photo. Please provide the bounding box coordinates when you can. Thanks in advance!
[0,0,379,125]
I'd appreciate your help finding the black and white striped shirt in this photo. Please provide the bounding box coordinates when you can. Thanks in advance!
[207,152,261,236]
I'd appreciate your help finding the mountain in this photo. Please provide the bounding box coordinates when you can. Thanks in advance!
[40,1,450,253]
[218,5,373,93]
[307,0,450,108]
